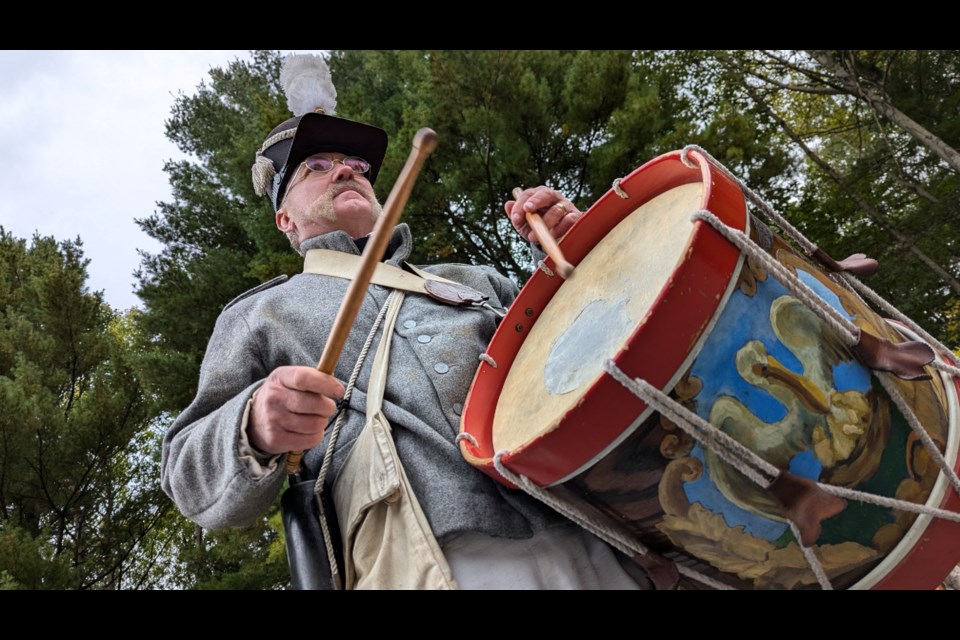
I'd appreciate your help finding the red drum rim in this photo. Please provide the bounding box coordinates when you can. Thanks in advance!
[854,321,960,590]
[460,149,748,487]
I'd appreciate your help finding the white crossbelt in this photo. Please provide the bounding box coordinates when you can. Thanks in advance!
[303,249,461,293]
[302,249,505,316]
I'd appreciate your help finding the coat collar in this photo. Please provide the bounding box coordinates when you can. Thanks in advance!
[299,223,413,267]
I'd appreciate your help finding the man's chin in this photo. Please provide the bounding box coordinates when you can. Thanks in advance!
[333,189,367,203]
[335,192,382,217]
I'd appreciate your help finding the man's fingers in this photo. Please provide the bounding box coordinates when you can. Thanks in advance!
[272,366,345,397]
[261,388,339,419]
[256,418,328,453]
[269,412,330,438]
[249,394,333,454]
[552,209,582,238]
[520,187,562,214]
[506,186,580,242]
[538,201,568,229]
[247,366,346,454]
[505,199,532,239]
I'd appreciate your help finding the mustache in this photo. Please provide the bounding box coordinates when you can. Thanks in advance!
[329,180,373,198]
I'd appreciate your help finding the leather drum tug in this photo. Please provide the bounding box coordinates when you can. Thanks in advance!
[459,149,960,590]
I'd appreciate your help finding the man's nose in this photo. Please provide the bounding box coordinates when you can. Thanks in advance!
[330,162,354,182]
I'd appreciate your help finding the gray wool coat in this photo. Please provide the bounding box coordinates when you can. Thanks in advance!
[161,224,561,542]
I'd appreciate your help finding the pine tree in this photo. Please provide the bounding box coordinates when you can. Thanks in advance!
[133,50,827,589]
[0,229,166,589]
[709,50,960,346]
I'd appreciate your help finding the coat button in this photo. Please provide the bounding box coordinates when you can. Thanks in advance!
[418,334,432,344]
[403,320,417,329]
[434,363,449,374]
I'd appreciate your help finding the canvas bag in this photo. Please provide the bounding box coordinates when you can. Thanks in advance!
[332,290,458,589]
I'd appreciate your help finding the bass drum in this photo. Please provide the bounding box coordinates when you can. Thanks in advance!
[459,149,960,590]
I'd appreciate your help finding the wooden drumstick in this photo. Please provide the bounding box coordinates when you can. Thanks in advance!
[511,187,575,279]
[285,128,439,474]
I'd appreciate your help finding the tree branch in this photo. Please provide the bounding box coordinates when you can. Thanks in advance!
[740,65,843,96]
[740,77,960,295]
[754,50,850,93]
[806,50,960,175]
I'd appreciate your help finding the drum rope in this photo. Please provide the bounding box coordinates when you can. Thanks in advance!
[689,205,960,509]
[491,452,735,591]
[840,272,960,378]
[602,362,833,590]
[875,372,960,496]
[690,210,860,346]
[683,144,960,383]
[455,432,478,447]
[492,452,652,556]
[537,260,556,277]
[933,359,960,379]
[611,178,629,199]
[788,521,833,590]
[478,353,498,368]
[693,209,959,386]
[681,145,819,256]
[680,145,960,589]
[604,360,960,588]
[603,361,779,486]
[817,481,960,523]
[604,360,960,522]
[312,294,395,585]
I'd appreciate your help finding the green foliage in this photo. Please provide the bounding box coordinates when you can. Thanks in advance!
[136,50,959,590]
[330,50,635,277]
[325,50,791,281]
[712,50,960,346]
[0,527,73,589]
[185,506,288,590]
[0,229,167,589]
[135,51,303,588]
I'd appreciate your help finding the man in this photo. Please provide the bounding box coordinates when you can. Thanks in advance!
[161,58,648,589]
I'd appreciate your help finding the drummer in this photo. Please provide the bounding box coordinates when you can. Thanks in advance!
[160,54,649,590]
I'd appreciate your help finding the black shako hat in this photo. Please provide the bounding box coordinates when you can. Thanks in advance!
[251,54,388,211]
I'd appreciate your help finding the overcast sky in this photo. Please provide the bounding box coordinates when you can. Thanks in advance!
[0,50,308,311]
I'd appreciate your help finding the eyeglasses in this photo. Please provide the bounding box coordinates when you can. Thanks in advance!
[283,155,371,203]
[302,155,371,175]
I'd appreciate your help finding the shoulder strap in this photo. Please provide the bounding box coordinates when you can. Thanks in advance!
[365,290,406,414]
[303,249,491,308]
[303,250,435,294]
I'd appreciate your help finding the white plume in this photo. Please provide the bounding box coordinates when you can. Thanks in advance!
[280,53,338,117]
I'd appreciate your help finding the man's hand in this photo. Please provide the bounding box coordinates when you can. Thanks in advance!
[248,366,345,455]
[504,186,582,243]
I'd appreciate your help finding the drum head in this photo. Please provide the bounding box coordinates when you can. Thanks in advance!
[494,183,704,453]
[460,150,747,486]
[460,149,960,590]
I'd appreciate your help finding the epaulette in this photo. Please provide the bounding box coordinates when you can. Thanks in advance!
[222,275,289,312]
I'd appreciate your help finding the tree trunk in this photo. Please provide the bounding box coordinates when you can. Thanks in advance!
[737,75,960,296]
[805,50,960,175]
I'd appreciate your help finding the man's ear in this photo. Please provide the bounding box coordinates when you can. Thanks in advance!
[276,208,295,233]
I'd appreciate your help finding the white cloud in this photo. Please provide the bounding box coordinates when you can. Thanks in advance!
[0,50,265,310]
